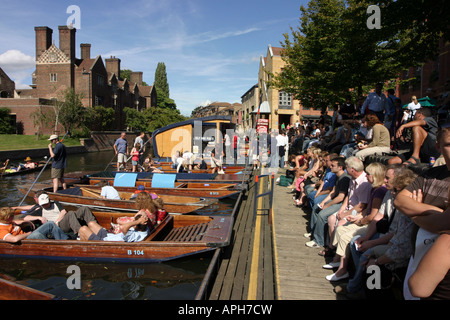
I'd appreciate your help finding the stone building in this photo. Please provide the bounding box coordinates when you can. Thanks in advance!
[0,25,157,135]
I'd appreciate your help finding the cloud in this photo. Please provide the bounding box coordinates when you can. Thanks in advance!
[0,50,35,89]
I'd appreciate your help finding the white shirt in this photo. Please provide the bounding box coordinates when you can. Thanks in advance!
[101,186,121,200]
[276,134,288,147]
[407,102,421,116]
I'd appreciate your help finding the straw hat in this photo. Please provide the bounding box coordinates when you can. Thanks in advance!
[24,157,32,162]
[48,134,59,141]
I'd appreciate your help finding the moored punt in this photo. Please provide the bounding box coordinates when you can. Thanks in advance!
[18,186,217,214]
[73,183,242,200]
[0,211,233,263]
[0,275,60,300]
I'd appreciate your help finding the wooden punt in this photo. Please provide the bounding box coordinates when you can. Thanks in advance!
[0,211,233,263]
[0,274,60,300]
[19,186,218,214]
[0,163,49,177]
[78,180,242,199]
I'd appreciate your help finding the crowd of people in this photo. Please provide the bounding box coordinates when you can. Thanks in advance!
[276,87,450,300]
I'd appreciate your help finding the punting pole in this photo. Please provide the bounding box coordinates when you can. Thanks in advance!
[18,131,70,206]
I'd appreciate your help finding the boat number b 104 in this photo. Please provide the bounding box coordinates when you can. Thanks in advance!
[128,249,144,255]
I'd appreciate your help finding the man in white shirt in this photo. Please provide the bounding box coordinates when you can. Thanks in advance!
[276,130,289,168]
[361,83,389,122]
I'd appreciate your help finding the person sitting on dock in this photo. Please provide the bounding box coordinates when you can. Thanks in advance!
[388,108,440,166]
[0,207,69,242]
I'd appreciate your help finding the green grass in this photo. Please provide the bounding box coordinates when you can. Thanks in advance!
[0,134,82,151]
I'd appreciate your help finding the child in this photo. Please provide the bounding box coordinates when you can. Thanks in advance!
[130,143,141,172]
[0,207,68,243]
[153,197,168,224]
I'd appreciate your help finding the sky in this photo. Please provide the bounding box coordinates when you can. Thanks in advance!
[0,0,307,116]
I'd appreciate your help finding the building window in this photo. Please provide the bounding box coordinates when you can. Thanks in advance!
[279,91,292,108]
[97,75,104,86]
[95,96,104,106]
[50,73,57,82]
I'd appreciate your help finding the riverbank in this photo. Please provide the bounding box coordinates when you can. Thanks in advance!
[0,131,151,161]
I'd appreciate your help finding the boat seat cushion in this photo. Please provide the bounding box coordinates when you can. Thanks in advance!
[151,173,176,188]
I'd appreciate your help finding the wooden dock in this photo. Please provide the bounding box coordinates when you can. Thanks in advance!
[205,168,342,300]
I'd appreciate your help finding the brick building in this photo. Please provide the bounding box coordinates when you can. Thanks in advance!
[0,25,157,135]
[239,45,323,132]
[0,67,15,98]
[397,38,450,108]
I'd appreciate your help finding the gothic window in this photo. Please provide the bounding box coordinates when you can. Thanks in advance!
[50,73,57,82]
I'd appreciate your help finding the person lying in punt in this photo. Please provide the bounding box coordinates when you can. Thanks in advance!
[78,213,150,242]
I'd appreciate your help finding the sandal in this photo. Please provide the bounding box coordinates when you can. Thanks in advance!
[318,247,335,257]
[403,156,420,168]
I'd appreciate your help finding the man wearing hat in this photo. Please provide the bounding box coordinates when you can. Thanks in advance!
[48,134,67,193]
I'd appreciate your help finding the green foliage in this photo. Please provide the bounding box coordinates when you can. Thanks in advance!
[155,87,177,110]
[124,106,187,132]
[0,107,14,134]
[154,62,170,97]
[271,0,450,109]
[58,88,86,135]
[143,107,188,132]
[84,106,115,131]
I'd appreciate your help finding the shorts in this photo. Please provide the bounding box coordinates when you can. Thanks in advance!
[88,228,108,241]
[398,133,440,163]
[132,160,138,166]
[117,153,127,163]
[51,168,65,179]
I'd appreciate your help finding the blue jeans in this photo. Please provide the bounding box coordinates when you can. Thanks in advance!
[311,202,342,246]
[307,191,327,211]
[27,222,69,240]
[346,233,381,293]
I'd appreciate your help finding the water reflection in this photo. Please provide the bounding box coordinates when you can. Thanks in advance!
[0,254,212,300]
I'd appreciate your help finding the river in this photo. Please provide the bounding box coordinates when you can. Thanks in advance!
[0,150,231,300]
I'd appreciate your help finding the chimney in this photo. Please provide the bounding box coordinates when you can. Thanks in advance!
[105,56,121,78]
[35,26,53,61]
[130,71,143,86]
[80,43,91,60]
[58,25,76,62]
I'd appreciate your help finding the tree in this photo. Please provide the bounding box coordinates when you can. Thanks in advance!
[0,107,13,134]
[58,88,86,135]
[123,107,146,132]
[143,107,188,132]
[271,0,450,109]
[154,62,170,97]
[84,106,115,131]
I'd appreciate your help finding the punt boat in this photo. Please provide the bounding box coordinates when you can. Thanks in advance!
[0,211,233,263]
[18,186,217,214]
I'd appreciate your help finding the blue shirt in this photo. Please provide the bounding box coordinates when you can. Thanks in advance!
[52,142,67,169]
[322,169,336,191]
[114,138,128,154]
